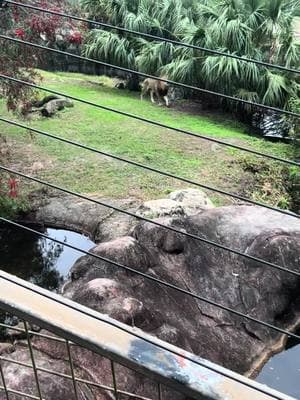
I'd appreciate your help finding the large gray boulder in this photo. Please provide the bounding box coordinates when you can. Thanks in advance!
[0,346,78,400]
[62,205,300,377]
[2,204,299,399]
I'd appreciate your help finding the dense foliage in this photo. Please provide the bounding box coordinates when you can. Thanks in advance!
[83,0,300,113]
[0,0,83,111]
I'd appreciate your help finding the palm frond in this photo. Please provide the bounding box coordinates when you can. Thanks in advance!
[162,57,198,84]
[262,71,289,107]
[81,0,299,112]
[234,88,260,112]
[84,30,136,69]
[136,41,175,74]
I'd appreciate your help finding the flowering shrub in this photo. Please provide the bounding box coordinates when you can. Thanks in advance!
[0,176,25,218]
[15,28,25,39]
[0,177,18,198]
[0,0,85,111]
[68,31,83,45]
[8,178,18,198]
[10,1,85,45]
[10,1,65,43]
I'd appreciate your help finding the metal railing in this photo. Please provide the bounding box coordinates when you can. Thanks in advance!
[0,271,295,400]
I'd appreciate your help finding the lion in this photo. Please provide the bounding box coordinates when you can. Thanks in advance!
[140,76,170,107]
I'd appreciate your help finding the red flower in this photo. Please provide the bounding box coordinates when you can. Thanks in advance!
[8,178,18,198]
[68,32,83,45]
[15,28,25,40]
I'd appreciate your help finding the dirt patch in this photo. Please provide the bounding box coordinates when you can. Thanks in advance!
[172,99,240,123]
[0,134,55,202]
[2,136,54,175]
[173,99,207,115]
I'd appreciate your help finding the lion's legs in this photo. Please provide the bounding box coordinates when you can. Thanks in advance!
[150,90,156,104]
[140,87,147,100]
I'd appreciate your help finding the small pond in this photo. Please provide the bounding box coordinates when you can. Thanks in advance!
[0,224,96,291]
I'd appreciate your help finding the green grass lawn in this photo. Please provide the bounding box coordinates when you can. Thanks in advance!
[0,71,294,206]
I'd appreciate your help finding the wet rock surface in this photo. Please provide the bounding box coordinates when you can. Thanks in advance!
[1,196,300,399]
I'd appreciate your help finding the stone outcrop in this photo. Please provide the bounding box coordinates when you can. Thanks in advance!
[137,189,214,219]
[26,189,215,242]
[137,198,185,218]
[62,205,300,377]
[169,188,215,213]
[25,194,139,243]
[1,197,300,399]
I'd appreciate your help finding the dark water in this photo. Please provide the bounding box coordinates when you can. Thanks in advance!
[256,343,300,398]
[0,225,96,291]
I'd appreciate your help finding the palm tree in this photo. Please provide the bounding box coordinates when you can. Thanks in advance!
[83,0,189,88]
[163,0,300,111]
[82,0,300,111]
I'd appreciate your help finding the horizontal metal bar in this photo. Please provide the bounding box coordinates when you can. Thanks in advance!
[0,271,294,400]
[0,322,66,342]
[0,356,32,369]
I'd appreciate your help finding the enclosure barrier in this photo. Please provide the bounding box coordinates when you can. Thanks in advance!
[0,271,295,400]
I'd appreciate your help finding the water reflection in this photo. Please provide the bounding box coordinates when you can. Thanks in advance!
[0,225,95,291]
[256,342,300,398]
